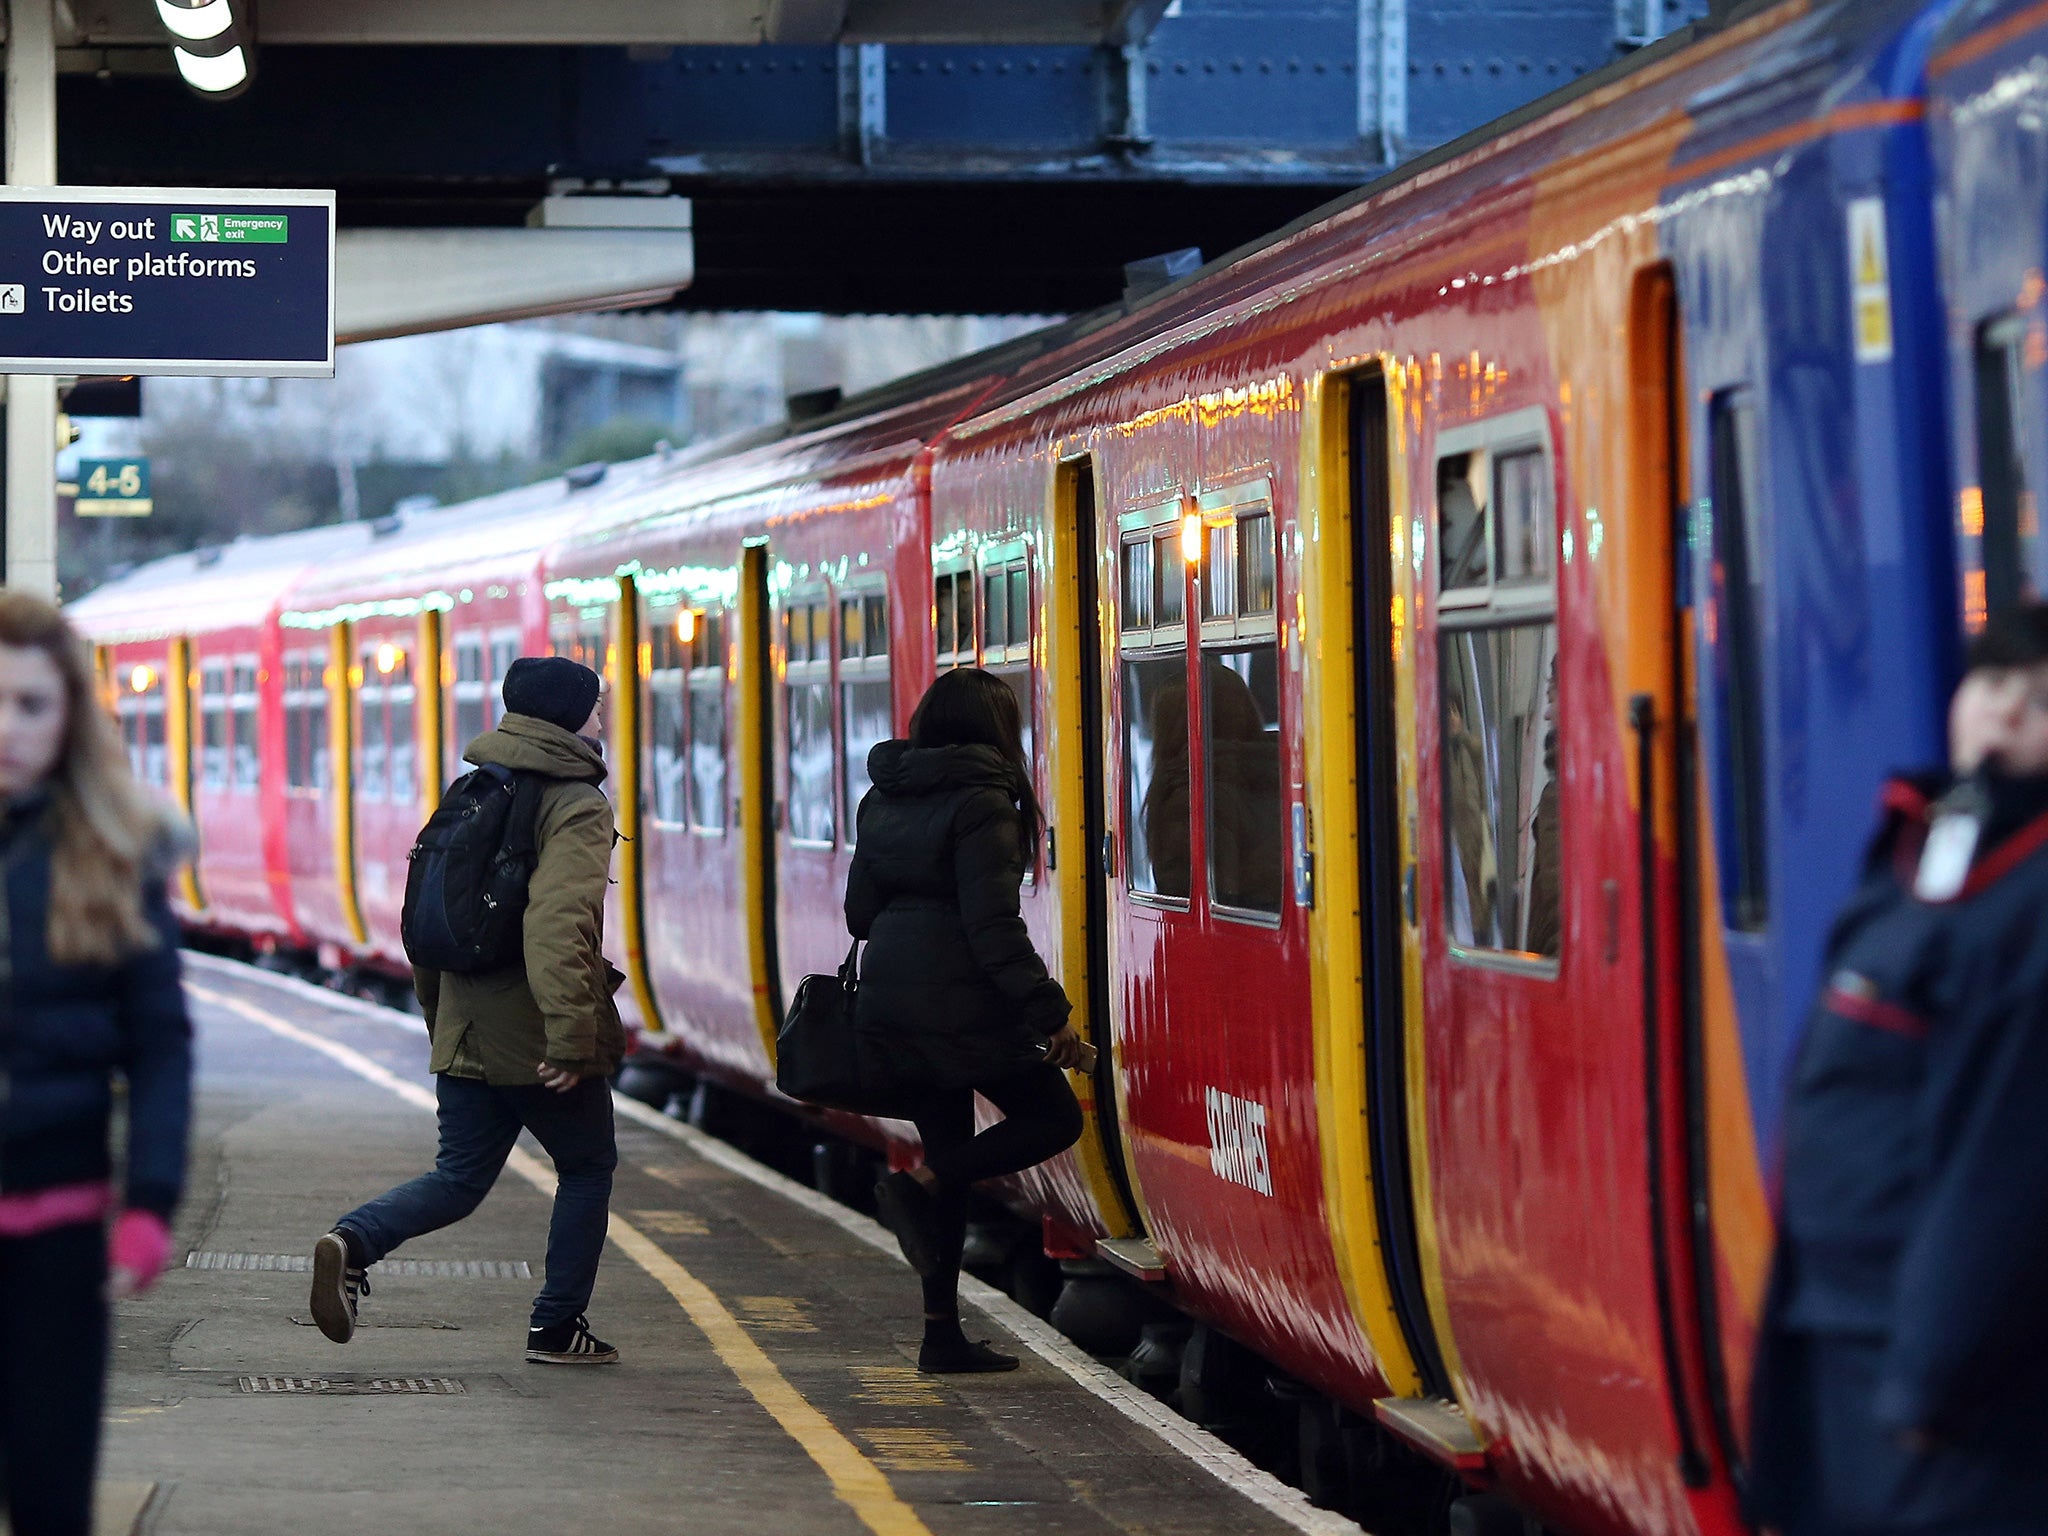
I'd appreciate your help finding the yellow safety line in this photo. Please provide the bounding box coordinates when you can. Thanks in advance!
[182,981,935,1536]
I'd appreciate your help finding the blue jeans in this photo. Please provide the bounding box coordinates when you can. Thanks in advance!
[338,1072,617,1329]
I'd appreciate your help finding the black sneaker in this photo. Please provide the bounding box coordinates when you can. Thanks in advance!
[526,1314,620,1365]
[873,1171,942,1278]
[309,1231,370,1344]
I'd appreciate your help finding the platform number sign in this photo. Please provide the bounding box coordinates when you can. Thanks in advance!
[70,456,152,516]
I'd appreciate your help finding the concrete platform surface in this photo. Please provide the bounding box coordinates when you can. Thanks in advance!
[88,954,1360,1536]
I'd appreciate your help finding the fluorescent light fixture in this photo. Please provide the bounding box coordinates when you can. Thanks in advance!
[174,44,247,93]
[155,0,233,42]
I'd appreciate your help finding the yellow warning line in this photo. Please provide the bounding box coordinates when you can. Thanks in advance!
[185,982,936,1536]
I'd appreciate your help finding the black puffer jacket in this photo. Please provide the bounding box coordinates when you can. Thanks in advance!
[844,741,1069,1090]
[0,794,191,1216]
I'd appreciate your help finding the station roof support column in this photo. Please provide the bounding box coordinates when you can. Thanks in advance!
[3,0,57,598]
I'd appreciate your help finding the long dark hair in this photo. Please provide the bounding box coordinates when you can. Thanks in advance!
[908,667,1042,850]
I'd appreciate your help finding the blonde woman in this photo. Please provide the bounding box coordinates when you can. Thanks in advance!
[0,591,191,1536]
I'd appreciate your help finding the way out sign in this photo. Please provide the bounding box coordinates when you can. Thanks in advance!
[0,186,333,377]
[69,456,152,517]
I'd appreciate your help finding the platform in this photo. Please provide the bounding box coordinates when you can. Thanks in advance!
[88,955,1356,1536]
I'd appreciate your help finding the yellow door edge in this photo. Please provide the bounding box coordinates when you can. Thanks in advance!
[1302,372,1421,1394]
[738,542,781,1066]
[1048,454,1138,1240]
[416,609,444,814]
[166,635,206,913]
[328,621,368,946]
[611,575,671,1039]
[1382,359,1473,1398]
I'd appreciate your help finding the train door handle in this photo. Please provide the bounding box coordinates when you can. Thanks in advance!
[1402,863,1417,926]
[1100,832,1116,879]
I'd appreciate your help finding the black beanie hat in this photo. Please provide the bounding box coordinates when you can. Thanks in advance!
[501,656,601,735]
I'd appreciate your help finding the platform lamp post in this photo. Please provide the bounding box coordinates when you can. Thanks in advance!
[1,0,57,597]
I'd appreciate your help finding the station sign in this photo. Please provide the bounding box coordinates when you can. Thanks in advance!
[67,457,152,517]
[0,187,333,377]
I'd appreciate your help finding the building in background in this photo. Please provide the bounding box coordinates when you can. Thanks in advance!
[60,311,1050,596]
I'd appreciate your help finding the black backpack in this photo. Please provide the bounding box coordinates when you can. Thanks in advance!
[400,764,546,973]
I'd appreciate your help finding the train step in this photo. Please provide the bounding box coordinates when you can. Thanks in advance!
[1373,1394,1488,1472]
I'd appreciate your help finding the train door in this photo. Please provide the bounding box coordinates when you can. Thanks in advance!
[1639,263,1755,1489]
[1347,369,1454,1403]
[1098,491,1195,1247]
[737,541,784,1063]
[1049,456,1143,1241]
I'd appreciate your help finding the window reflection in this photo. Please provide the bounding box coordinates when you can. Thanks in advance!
[1205,646,1282,913]
[1440,623,1559,957]
[787,680,835,843]
[1439,452,1490,593]
[1124,656,1189,897]
[841,678,892,830]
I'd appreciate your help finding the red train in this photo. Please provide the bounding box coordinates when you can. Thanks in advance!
[74,1,2048,1531]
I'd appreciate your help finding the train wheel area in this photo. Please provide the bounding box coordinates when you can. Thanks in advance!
[102,954,1364,1536]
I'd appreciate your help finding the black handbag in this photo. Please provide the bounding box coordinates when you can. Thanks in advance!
[775,942,881,1112]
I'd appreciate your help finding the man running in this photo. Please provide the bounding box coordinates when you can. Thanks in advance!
[309,655,626,1364]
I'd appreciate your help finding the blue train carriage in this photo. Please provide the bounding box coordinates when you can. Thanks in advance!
[1928,0,2048,628]
[1644,0,1964,1475]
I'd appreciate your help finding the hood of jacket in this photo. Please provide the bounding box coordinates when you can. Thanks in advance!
[866,740,1017,800]
[464,713,607,784]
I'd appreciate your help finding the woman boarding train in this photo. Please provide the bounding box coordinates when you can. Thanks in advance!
[843,667,1086,1373]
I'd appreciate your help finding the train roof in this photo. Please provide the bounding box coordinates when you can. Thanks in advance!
[67,518,384,643]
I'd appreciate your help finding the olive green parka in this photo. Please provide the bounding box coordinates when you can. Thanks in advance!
[412,714,625,1084]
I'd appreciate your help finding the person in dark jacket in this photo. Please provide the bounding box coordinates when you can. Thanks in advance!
[0,591,192,1536]
[1750,602,2048,1536]
[311,656,626,1366]
[848,668,1086,1373]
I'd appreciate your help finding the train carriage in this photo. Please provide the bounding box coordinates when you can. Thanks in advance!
[66,2,2046,1532]
[68,521,381,948]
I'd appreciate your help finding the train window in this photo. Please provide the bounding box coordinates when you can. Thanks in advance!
[487,634,520,730]
[200,659,229,792]
[1121,540,1154,630]
[551,619,605,674]
[117,660,167,789]
[841,589,892,841]
[1438,453,1491,598]
[1436,412,1560,962]
[357,646,388,803]
[785,595,835,845]
[688,610,727,834]
[1197,484,1284,917]
[1155,530,1186,627]
[1495,449,1553,585]
[1971,313,2040,630]
[1441,625,1560,956]
[386,649,417,804]
[981,548,1035,811]
[1708,390,1770,932]
[231,661,259,792]
[1239,512,1276,615]
[451,634,487,771]
[284,651,329,792]
[648,608,688,828]
[935,567,975,665]
[1205,647,1283,913]
[1120,499,1191,901]
[1124,656,1189,898]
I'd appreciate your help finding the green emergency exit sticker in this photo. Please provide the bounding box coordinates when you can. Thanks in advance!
[169,213,288,244]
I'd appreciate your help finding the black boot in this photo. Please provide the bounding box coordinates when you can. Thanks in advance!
[918,1317,1019,1374]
